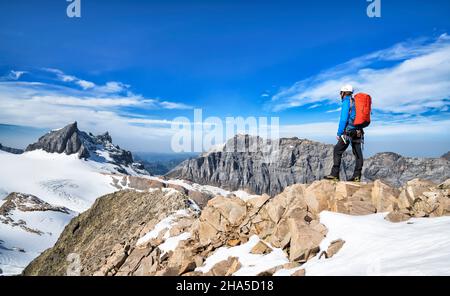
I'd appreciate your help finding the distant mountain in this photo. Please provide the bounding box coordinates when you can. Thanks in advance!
[167,135,450,195]
[25,122,148,175]
[133,152,198,175]
[0,143,23,155]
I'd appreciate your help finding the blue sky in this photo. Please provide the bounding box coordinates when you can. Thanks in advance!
[0,0,449,156]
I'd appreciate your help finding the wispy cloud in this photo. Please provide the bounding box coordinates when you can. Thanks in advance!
[269,34,450,115]
[0,68,196,151]
[0,70,27,81]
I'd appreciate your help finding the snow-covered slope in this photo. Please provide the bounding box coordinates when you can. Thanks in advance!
[0,150,118,212]
[0,193,76,275]
[0,149,124,275]
[275,212,450,276]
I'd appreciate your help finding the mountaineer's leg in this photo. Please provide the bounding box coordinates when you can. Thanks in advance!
[325,137,350,180]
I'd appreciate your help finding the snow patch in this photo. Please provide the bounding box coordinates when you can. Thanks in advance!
[300,211,450,276]
[196,235,289,276]
[136,209,190,246]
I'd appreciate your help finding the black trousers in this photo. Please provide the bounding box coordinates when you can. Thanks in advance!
[331,133,363,179]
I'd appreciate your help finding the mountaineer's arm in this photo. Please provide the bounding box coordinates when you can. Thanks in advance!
[337,98,350,136]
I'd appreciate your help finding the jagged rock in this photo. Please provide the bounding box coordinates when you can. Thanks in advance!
[372,180,401,212]
[287,218,324,262]
[385,210,412,223]
[205,257,241,276]
[0,192,73,234]
[0,192,70,215]
[250,241,272,255]
[167,135,450,195]
[25,122,147,175]
[320,239,345,259]
[23,177,450,277]
[304,180,336,214]
[22,189,191,276]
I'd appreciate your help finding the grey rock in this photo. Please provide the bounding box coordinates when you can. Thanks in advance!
[25,122,148,175]
[442,151,450,161]
[26,122,87,158]
[167,135,450,195]
[0,143,24,154]
[362,152,450,187]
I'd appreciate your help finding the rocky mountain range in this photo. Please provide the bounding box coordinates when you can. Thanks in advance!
[23,177,450,276]
[25,122,148,175]
[167,134,450,195]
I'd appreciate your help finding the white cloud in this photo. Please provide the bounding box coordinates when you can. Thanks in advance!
[0,70,27,81]
[269,34,450,114]
[326,107,341,113]
[159,101,193,110]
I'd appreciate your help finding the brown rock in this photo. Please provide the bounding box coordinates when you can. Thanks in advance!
[372,180,400,212]
[133,255,156,276]
[288,218,325,262]
[291,269,306,276]
[246,194,271,214]
[349,200,377,215]
[385,211,411,223]
[227,238,241,247]
[256,265,283,276]
[187,190,212,209]
[304,180,336,214]
[266,200,285,224]
[321,239,345,259]
[268,218,291,249]
[250,240,272,255]
[206,257,241,276]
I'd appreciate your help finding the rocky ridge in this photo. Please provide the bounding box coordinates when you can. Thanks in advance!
[0,193,73,234]
[167,134,450,195]
[23,177,450,276]
[25,122,147,175]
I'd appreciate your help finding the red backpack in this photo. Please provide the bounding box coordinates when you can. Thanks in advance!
[352,93,372,128]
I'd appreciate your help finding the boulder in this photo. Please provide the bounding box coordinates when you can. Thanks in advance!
[371,180,401,212]
[320,239,345,259]
[304,181,336,214]
[205,257,241,276]
[385,210,411,223]
[250,240,272,255]
[287,218,324,262]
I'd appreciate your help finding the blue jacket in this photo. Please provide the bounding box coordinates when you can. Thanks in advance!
[337,95,356,136]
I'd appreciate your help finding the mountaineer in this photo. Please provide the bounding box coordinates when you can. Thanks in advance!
[324,85,372,182]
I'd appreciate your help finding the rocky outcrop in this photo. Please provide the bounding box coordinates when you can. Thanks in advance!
[26,122,88,158]
[25,122,147,175]
[23,189,194,276]
[0,143,23,154]
[442,151,450,161]
[363,152,450,188]
[23,178,449,276]
[0,193,72,234]
[167,135,450,195]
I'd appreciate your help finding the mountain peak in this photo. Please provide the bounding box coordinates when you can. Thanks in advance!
[25,122,148,176]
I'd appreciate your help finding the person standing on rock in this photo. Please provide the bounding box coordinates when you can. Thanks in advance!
[324,85,368,182]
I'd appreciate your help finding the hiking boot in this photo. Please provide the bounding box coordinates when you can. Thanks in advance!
[324,175,340,181]
[348,176,361,182]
